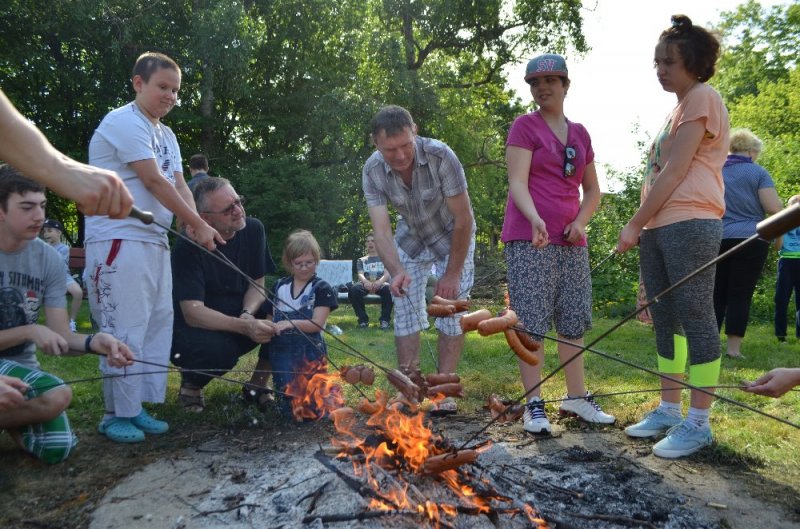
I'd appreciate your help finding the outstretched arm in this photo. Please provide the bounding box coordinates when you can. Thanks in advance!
[743,368,800,398]
[0,89,133,218]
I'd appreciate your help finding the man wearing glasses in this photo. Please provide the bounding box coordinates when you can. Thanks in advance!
[362,105,476,415]
[170,177,278,412]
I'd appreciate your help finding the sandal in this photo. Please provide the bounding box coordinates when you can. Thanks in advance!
[242,385,275,410]
[179,385,205,413]
[98,418,145,444]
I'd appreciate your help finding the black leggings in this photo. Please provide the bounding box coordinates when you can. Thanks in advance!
[713,238,769,337]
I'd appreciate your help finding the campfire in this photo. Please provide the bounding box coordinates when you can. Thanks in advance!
[282,360,549,528]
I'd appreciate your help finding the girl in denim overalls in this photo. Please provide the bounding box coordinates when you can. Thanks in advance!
[268,230,337,418]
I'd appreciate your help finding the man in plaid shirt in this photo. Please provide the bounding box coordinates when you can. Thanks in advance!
[362,105,475,415]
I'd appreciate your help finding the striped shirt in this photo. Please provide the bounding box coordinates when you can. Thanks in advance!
[362,136,475,259]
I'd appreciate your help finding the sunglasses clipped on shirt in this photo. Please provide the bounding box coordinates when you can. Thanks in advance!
[563,146,576,178]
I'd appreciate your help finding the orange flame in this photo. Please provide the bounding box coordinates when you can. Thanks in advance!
[285,358,543,527]
[284,359,344,421]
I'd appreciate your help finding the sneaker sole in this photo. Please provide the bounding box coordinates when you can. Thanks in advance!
[652,442,711,459]
[624,427,671,438]
[523,425,552,435]
[558,409,616,424]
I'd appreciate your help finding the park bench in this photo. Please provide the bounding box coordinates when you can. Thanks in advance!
[316,259,381,304]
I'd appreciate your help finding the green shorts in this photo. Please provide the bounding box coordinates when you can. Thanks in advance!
[0,359,78,464]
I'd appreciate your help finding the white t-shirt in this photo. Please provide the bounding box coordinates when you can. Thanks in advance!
[86,102,182,246]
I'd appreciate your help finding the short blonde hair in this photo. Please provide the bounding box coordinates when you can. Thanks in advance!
[729,128,763,155]
[282,229,321,270]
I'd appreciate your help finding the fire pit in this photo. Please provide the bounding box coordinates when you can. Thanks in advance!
[86,365,748,529]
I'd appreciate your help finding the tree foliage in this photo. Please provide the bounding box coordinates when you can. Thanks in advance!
[0,0,586,259]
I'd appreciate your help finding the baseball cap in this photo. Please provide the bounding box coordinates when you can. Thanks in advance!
[524,53,569,83]
[43,219,64,232]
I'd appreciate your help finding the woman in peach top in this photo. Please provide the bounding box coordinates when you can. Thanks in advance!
[616,15,729,459]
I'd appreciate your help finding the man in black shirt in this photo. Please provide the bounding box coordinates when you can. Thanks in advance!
[171,177,276,412]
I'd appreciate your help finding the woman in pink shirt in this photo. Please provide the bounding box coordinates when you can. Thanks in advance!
[617,15,730,459]
[501,53,614,436]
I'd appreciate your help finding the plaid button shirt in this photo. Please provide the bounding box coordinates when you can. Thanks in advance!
[362,136,475,259]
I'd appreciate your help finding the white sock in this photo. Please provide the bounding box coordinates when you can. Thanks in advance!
[658,400,682,417]
[102,412,115,424]
[685,407,710,430]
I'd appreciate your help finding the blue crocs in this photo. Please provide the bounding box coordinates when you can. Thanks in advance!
[652,421,713,459]
[131,409,169,434]
[98,418,145,444]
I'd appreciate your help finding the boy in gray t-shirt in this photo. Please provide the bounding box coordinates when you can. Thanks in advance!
[0,165,133,463]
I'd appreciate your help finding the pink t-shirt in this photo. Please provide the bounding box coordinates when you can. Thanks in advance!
[501,112,594,246]
[642,83,729,229]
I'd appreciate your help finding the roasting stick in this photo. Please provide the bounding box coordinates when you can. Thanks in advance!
[458,204,800,449]
[129,207,416,399]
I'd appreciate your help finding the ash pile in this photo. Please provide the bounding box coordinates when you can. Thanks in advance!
[173,428,719,529]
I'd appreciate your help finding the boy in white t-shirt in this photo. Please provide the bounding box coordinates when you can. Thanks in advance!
[85,52,223,444]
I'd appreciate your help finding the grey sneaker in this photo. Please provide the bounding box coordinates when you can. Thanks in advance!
[523,397,551,434]
[652,421,713,459]
[558,392,615,424]
[624,408,682,438]
[380,320,390,330]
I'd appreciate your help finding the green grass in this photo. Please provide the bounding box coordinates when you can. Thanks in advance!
[38,301,800,488]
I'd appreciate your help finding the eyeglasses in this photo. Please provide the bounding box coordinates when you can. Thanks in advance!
[563,146,576,178]
[202,195,245,216]
[291,259,316,270]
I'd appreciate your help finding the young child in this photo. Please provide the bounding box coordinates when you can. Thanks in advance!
[268,230,338,418]
[40,219,82,332]
[774,195,800,342]
[85,52,222,443]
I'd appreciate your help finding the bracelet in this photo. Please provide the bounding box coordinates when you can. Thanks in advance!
[240,309,252,316]
[84,334,95,353]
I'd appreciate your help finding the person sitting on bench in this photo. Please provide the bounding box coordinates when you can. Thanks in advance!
[348,233,393,329]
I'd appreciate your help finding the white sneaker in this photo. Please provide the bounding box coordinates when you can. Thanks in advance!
[69,320,77,332]
[558,392,615,424]
[523,397,551,434]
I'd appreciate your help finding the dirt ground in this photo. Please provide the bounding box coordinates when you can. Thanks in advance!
[1,410,798,529]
